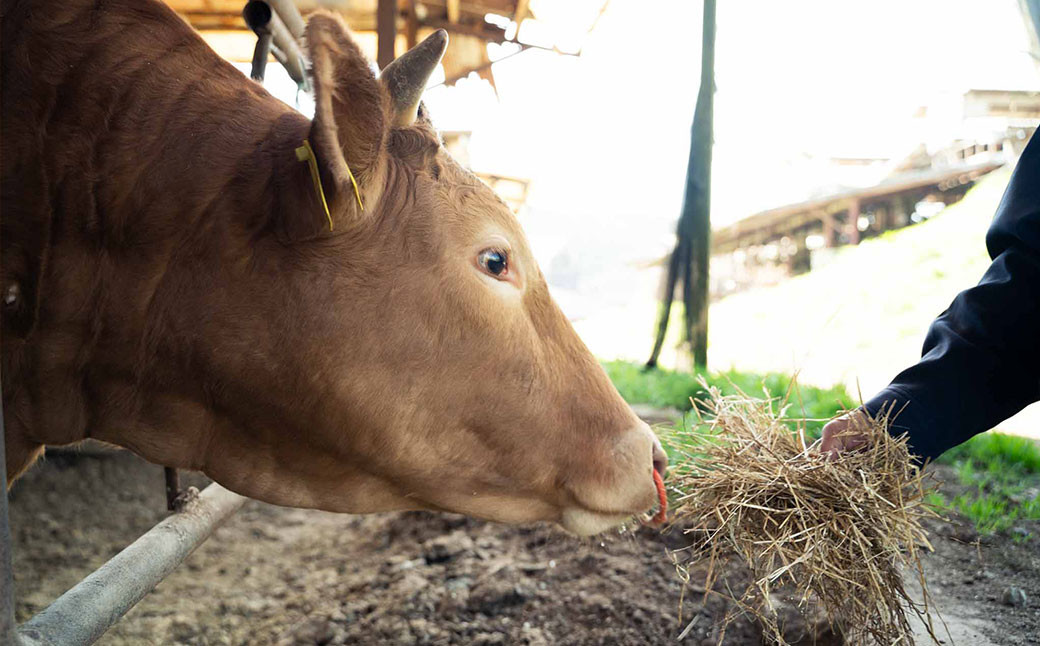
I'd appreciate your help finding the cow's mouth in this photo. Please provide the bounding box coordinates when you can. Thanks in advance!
[559,507,635,536]
[558,429,668,536]
[561,471,666,536]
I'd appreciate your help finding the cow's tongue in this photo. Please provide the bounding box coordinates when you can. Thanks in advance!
[649,469,668,525]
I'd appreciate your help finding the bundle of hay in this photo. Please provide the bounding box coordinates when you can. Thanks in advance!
[668,385,940,645]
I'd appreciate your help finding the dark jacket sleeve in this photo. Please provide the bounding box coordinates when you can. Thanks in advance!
[862,133,1040,462]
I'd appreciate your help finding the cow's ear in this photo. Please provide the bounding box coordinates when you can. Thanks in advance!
[306,12,388,223]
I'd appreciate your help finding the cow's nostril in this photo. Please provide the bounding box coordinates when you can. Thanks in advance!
[651,437,668,477]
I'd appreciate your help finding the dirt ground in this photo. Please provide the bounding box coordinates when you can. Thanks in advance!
[8,446,1040,645]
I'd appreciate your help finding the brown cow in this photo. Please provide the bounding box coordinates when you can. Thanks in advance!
[1,0,666,535]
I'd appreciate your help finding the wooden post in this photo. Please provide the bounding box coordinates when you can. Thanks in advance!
[822,211,837,248]
[846,198,861,245]
[405,0,419,49]
[0,377,17,646]
[684,0,715,369]
[647,0,715,370]
[377,0,396,69]
[515,0,530,25]
[875,202,889,233]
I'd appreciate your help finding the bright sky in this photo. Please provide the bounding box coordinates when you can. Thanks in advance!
[423,0,1038,233]
[256,1,1037,237]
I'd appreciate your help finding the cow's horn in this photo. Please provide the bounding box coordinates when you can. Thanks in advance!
[380,29,448,127]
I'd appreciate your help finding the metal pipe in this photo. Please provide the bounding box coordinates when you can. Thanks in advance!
[250,31,273,82]
[265,0,305,39]
[1,368,21,646]
[243,1,308,89]
[18,483,246,646]
[242,0,272,31]
[268,10,307,88]
[164,466,181,511]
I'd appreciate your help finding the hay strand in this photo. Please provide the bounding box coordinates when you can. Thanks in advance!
[668,383,941,645]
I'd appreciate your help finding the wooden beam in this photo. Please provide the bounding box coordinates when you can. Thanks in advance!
[422,19,507,43]
[514,0,529,24]
[179,11,247,30]
[405,0,419,48]
[377,0,396,68]
[418,0,507,17]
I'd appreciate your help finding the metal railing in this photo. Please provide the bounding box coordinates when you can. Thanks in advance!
[0,3,308,643]
[243,0,308,88]
[16,485,247,646]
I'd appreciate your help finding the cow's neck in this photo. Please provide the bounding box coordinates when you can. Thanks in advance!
[2,0,323,471]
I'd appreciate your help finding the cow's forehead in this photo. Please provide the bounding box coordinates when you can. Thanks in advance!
[432,152,525,242]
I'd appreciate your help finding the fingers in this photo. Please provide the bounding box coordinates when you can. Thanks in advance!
[820,416,849,454]
[820,411,869,459]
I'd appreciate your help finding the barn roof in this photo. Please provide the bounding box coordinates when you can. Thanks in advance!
[165,0,600,88]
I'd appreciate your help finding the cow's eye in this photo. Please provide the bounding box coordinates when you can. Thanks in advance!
[477,249,508,277]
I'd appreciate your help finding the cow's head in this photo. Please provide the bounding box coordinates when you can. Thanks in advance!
[188,14,666,536]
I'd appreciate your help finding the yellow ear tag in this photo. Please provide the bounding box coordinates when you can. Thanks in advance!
[295,139,365,232]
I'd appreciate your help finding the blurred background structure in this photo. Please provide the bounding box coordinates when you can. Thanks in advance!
[167,0,1040,437]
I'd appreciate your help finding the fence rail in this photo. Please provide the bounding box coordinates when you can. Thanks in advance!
[16,484,246,646]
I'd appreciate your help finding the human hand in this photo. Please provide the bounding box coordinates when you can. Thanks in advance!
[819,410,872,459]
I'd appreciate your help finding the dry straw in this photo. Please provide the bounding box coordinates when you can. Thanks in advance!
[668,383,942,645]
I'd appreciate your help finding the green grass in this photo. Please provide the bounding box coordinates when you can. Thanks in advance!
[604,360,853,439]
[932,433,1040,536]
[939,432,1040,472]
[605,359,1040,537]
[936,491,1040,536]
